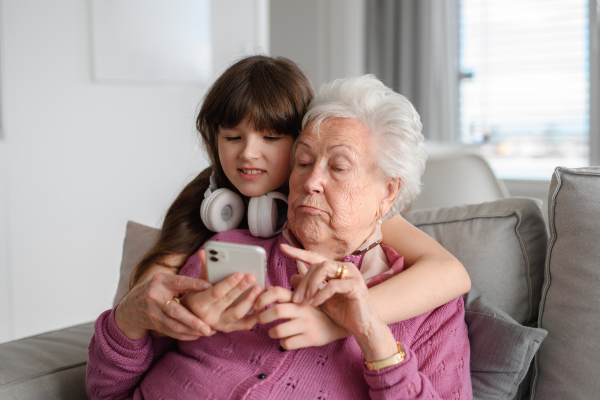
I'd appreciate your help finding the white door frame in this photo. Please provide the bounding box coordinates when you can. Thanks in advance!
[0,141,11,344]
[0,0,12,344]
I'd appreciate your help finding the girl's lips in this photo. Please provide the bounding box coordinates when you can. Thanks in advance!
[238,169,266,181]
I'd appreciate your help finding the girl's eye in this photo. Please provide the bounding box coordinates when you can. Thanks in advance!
[225,136,241,141]
[264,136,282,142]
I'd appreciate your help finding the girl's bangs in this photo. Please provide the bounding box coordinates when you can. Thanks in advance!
[217,82,303,137]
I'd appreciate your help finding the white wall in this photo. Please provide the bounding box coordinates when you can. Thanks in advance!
[0,0,268,342]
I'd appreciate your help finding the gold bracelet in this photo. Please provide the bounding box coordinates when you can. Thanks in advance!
[364,342,405,371]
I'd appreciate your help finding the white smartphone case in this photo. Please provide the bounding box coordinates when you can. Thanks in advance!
[204,241,267,290]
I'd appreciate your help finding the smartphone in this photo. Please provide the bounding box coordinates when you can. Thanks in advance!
[204,242,267,303]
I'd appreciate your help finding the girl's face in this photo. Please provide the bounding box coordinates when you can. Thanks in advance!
[218,117,295,197]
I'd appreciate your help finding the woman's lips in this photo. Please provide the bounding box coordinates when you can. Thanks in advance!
[297,205,324,214]
[238,168,266,181]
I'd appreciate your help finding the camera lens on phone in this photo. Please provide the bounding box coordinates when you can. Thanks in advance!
[210,257,218,262]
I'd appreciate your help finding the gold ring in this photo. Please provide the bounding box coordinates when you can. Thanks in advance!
[334,264,348,279]
[334,264,343,279]
[163,297,180,313]
[339,265,348,279]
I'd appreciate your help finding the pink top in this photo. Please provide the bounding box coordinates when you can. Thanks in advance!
[86,230,471,399]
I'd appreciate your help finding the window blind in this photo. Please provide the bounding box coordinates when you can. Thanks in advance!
[460,0,590,179]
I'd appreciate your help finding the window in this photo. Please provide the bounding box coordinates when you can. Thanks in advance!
[460,0,590,179]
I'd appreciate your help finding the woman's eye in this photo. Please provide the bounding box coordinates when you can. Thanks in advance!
[331,166,347,172]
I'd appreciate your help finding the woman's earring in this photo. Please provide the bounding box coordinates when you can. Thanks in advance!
[376,210,383,225]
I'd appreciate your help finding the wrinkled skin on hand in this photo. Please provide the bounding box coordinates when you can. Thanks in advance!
[283,244,377,338]
[115,273,213,341]
[281,244,398,361]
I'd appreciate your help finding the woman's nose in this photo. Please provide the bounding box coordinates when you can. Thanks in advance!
[303,166,324,194]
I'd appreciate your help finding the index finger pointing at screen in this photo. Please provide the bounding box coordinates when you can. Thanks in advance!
[280,244,328,265]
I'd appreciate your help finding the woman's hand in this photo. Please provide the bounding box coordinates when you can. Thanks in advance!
[114,273,213,341]
[281,244,375,336]
[280,244,397,362]
[181,271,263,333]
[253,286,348,350]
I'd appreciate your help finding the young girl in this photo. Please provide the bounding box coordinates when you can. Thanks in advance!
[128,55,471,343]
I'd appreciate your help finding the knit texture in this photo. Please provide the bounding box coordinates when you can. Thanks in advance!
[87,230,471,399]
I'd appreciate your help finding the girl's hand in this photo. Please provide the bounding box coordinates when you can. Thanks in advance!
[115,273,213,341]
[180,271,263,333]
[253,286,347,349]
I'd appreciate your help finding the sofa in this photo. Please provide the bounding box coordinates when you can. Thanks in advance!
[1,166,598,400]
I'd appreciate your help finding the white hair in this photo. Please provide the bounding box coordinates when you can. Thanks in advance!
[301,74,427,216]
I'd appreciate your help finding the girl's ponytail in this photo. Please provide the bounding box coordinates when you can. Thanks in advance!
[129,167,214,289]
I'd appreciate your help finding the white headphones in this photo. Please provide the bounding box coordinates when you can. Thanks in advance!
[200,172,288,238]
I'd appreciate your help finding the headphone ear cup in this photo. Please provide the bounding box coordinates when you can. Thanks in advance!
[248,192,288,238]
[200,188,244,232]
[247,196,261,237]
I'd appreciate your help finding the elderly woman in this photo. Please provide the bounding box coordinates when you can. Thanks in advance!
[87,75,471,399]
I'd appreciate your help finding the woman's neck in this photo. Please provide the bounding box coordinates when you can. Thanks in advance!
[298,239,347,261]
[294,224,378,261]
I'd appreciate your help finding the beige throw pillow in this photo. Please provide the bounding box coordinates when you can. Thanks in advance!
[113,221,160,306]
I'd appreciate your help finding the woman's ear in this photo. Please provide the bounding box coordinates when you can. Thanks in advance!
[380,177,402,216]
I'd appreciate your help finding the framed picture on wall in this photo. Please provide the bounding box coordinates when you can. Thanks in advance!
[90,0,212,84]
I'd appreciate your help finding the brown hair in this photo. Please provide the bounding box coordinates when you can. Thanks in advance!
[130,56,314,288]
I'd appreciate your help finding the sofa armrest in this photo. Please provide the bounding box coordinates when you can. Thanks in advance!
[0,322,94,400]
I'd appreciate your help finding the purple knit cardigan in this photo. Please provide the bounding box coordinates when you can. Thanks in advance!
[86,230,472,399]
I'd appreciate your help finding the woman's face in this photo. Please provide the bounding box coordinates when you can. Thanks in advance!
[288,118,399,259]
[218,117,295,197]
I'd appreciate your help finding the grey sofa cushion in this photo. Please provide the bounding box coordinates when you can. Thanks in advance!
[531,167,600,400]
[404,197,548,326]
[0,323,94,399]
[466,288,547,400]
[113,221,161,306]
